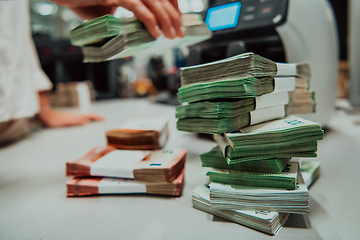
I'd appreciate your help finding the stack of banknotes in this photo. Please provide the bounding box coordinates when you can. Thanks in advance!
[176,52,316,134]
[106,116,169,150]
[174,53,323,235]
[192,161,320,235]
[69,14,212,62]
[66,146,187,196]
[206,116,323,215]
[48,81,95,108]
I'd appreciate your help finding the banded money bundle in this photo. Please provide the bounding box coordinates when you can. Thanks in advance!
[66,146,186,196]
[106,116,169,150]
[216,116,324,164]
[209,165,310,214]
[70,14,212,62]
[192,185,290,236]
[176,53,314,134]
[192,161,320,235]
[200,146,290,173]
[67,168,185,197]
[180,53,323,234]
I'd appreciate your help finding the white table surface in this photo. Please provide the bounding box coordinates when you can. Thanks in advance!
[0,99,359,240]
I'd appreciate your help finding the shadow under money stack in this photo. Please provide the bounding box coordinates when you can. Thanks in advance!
[175,53,324,235]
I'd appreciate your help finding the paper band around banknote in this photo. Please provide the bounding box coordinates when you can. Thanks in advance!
[66,147,186,182]
[176,104,293,134]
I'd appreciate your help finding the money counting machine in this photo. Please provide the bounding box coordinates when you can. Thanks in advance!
[189,0,338,126]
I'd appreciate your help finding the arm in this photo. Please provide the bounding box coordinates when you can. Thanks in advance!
[38,91,104,128]
[52,0,185,39]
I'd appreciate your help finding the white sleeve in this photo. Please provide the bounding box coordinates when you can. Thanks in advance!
[28,32,53,92]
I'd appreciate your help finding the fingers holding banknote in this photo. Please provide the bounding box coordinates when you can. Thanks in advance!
[119,0,185,39]
[52,0,185,39]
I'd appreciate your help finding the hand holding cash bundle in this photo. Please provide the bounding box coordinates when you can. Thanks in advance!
[66,146,186,196]
[69,14,212,62]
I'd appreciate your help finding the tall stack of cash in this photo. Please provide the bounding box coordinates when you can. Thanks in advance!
[192,160,320,235]
[69,14,212,62]
[66,146,186,197]
[175,53,324,235]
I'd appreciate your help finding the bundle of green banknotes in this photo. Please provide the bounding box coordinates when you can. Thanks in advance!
[176,52,316,134]
[69,14,212,62]
[176,52,323,235]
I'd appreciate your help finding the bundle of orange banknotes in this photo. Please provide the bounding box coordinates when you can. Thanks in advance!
[66,146,186,197]
[106,116,169,150]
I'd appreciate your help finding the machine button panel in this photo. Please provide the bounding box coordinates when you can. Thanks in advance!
[243,14,256,21]
[245,6,256,12]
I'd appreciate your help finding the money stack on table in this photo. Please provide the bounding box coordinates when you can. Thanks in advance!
[69,14,212,62]
[176,52,316,134]
[175,52,324,235]
[66,117,186,197]
[66,146,186,197]
[48,81,95,108]
[106,116,169,150]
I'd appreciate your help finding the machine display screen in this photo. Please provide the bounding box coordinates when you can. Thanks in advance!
[205,2,242,31]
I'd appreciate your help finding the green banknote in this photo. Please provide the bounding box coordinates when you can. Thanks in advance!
[224,116,324,148]
[300,161,320,188]
[70,14,212,62]
[176,104,286,134]
[175,98,256,119]
[192,186,290,236]
[180,52,311,86]
[177,76,275,103]
[212,116,323,164]
[200,146,290,173]
[209,163,310,214]
[70,15,143,46]
[206,162,298,190]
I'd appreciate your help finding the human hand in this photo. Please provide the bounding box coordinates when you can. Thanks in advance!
[52,0,185,39]
[39,109,105,128]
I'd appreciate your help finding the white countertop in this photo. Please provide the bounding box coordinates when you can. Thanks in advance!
[0,99,359,240]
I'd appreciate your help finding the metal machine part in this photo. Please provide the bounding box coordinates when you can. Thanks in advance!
[276,0,338,126]
[190,0,338,127]
[349,0,360,106]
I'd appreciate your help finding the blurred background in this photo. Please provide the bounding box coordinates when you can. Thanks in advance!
[29,0,358,113]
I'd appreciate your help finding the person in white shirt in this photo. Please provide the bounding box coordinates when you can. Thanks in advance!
[0,1,103,145]
[0,0,183,146]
